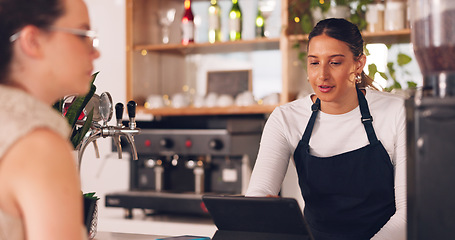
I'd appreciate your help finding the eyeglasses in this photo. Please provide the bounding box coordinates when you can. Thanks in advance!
[9,26,99,50]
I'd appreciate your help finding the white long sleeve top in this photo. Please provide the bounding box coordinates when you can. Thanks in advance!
[246,89,407,240]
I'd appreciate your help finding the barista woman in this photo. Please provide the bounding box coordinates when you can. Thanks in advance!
[246,18,406,240]
[0,0,99,239]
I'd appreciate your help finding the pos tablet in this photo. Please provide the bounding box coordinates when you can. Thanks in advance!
[202,195,314,240]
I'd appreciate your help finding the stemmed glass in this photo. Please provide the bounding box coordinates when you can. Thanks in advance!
[157,8,176,44]
[258,0,276,37]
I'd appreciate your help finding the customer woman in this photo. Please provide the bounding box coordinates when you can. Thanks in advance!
[0,0,99,239]
[246,18,406,240]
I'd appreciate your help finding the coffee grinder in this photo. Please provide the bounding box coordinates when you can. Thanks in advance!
[407,1,455,239]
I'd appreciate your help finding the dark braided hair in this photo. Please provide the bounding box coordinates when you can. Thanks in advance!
[308,18,376,89]
[0,0,64,82]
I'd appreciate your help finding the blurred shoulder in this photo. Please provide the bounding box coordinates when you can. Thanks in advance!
[4,128,75,173]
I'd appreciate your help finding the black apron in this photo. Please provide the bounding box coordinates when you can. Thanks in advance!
[293,88,396,240]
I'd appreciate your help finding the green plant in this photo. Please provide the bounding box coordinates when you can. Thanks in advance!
[289,0,369,34]
[367,50,417,91]
[83,192,99,237]
[288,0,371,68]
[349,0,370,30]
[53,72,98,149]
[83,192,100,200]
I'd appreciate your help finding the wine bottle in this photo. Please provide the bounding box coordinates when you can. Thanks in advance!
[182,0,194,45]
[229,0,242,41]
[208,0,221,43]
[255,8,265,38]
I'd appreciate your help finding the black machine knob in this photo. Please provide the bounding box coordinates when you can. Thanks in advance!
[115,103,124,121]
[127,100,136,118]
[209,139,224,150]
[159,138,174,149]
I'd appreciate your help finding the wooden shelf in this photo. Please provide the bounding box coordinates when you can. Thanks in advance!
[134,38,280,55]
[288,29,411,44]
[126,0,413,117]
[137,104,278,116]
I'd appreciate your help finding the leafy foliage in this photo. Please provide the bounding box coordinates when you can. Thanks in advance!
[53,72,98,149]
[83,192,100,200]
[289,0,371,68]
[367,52,416,91]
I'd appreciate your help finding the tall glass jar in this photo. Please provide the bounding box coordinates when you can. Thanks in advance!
[384,0,406,31]
[366,0,385,32]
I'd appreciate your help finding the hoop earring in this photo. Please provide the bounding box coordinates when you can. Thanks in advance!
[355,74,362,84]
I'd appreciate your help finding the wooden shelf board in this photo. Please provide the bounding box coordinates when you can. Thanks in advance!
[288,29,411,44]
[133,38,280,55]
[136,105,278,116]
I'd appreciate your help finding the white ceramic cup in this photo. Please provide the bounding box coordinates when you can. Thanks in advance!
[146,94,164,109]
[217,94,235,107]
[193,94,205,108]
[262,92,280,105]
[235,91,256,106]
[205,92,218,107]
[171,93,190,108]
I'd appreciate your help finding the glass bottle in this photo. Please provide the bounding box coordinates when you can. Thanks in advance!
[229,0,242,41]
[255,8,265,38]
[181,0,194,45]
[208,0,221,43]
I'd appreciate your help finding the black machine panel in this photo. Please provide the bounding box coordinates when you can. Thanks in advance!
[105,116,265,217]
[407,97,455,239]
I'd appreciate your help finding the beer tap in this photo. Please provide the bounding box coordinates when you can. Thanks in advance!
[120,101,140,160]
[75,92,141,169]
[113,103,124,159]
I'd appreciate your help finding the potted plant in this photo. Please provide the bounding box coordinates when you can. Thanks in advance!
[53,72,99,239]
[83,192,100,239]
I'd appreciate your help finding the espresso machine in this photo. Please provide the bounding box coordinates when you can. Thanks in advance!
[407,1,455,239]
[105,115,265,217]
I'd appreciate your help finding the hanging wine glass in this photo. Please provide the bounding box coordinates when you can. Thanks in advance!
[157,8,176,44]
[258,0,276,37]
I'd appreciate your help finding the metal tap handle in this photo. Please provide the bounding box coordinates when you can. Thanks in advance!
[127,100,137,130]
[115,102,124,127]
[127,100,136,119]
